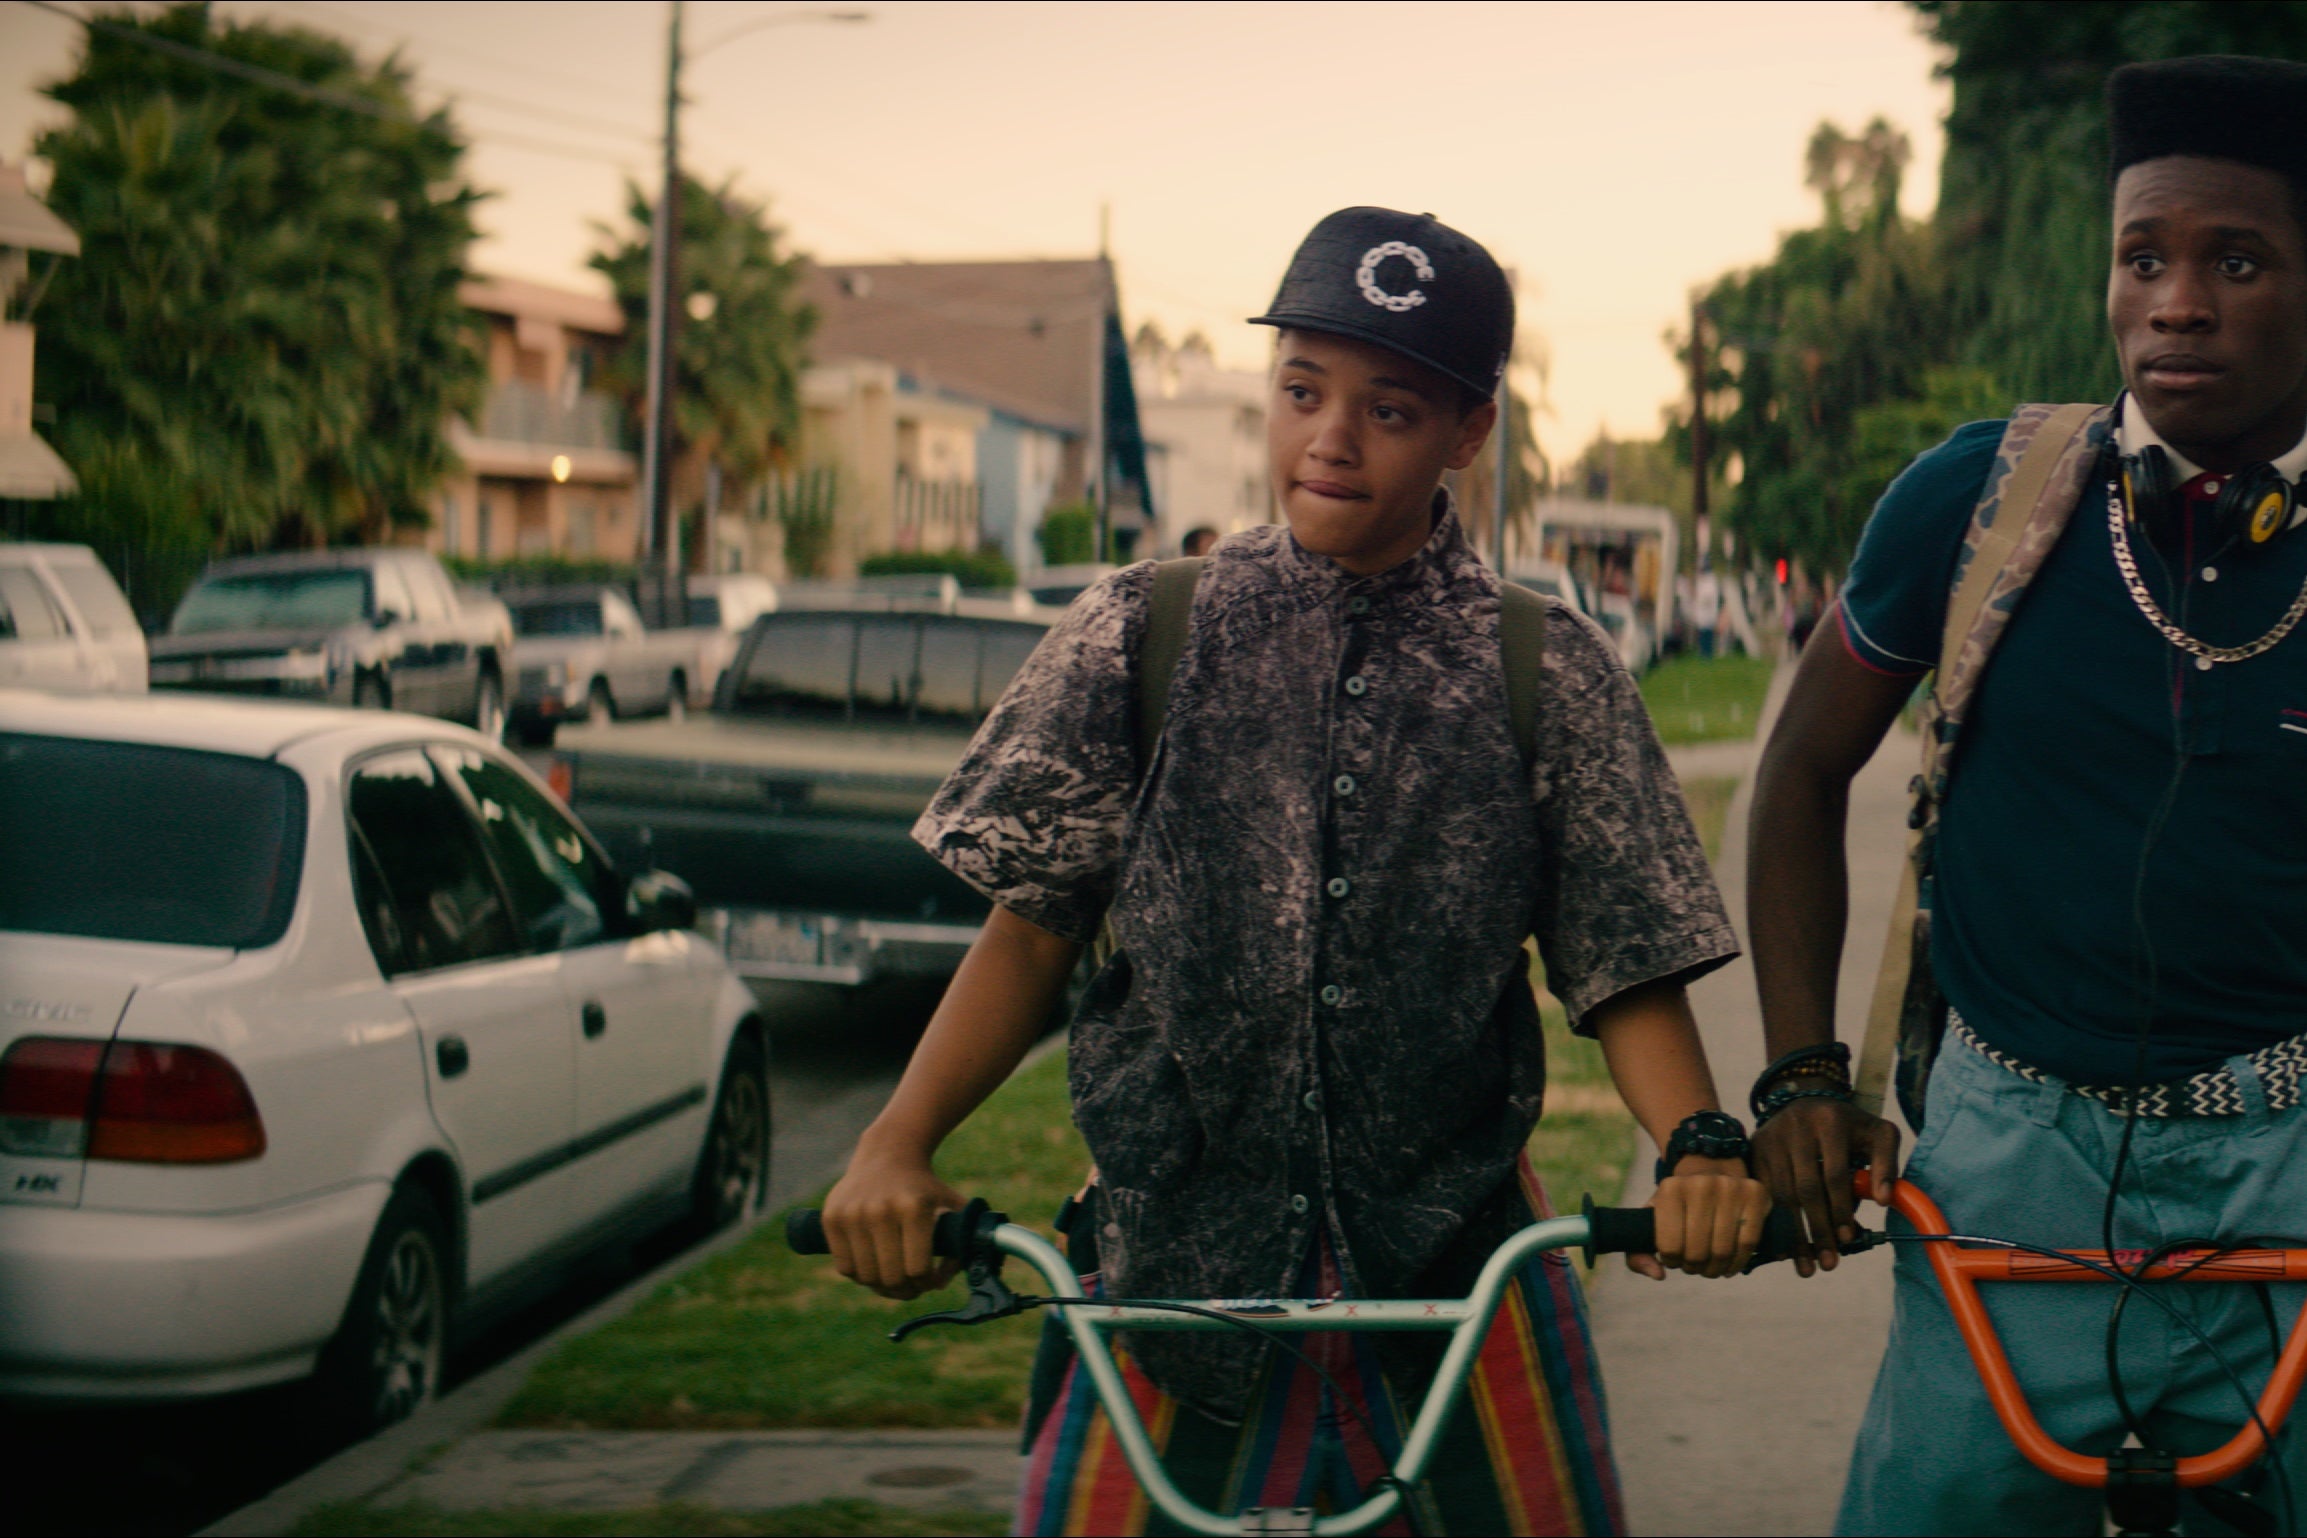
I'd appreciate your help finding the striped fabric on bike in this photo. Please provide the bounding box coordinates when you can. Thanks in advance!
[1014,1155,1626,1536]
[1949,1012,2307,1117]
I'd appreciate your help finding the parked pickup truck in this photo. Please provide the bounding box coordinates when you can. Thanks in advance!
[556,601,1054,986]
[149,549,514,737]
[504,584,707,747]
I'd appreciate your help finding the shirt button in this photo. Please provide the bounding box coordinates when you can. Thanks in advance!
[1319,984,1343,1006]
[1347,596,1371,616]
[2205,479,2225,496]
[1303,1090,1321,1112]
[1343,675,1368,697]
[1290,1193,1311,1215]
[1334,774,1356,797]
[2203,566,2220,583]
[1326,877,1350,899]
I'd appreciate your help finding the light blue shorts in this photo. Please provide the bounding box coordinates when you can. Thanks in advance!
[1839,1026,2307,1536]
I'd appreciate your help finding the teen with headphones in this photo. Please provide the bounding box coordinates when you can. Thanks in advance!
[1746,56,2307,1534]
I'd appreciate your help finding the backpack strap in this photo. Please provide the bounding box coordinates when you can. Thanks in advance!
[1498,579,1549,767]
[1852,401,2106,1117]
[1136,557,1206,762]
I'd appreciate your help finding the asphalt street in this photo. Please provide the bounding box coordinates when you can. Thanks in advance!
[5,975,932,1538]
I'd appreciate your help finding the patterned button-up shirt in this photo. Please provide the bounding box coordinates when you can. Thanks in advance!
[915,501,1735,1414]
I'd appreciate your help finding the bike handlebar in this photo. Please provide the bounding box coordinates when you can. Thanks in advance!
[787,1197,1813,1269]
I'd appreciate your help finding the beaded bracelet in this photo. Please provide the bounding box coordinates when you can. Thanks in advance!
[1748,1041,1853,1121]
[1754,1082,1856,1130]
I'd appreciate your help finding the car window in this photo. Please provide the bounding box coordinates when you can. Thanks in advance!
[852,616,921,720]
[686,595,722,628]
[602,591,642,636]
[0,734,305,948]
[0,567,68,641]
[730,614,854,718]
[346,749,520,975]
[370,563,416,624]
[45,560,139,639]
[435,747,615,952]
[171,569,371,634]
[510,598,603,636]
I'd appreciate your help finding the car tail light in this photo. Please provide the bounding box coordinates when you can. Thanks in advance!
[545,755,575,806]
[0,1037,104,1157]
[0,1037,265,1164]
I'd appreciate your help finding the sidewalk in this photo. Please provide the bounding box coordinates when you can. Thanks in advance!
[1599,665,1917,1536]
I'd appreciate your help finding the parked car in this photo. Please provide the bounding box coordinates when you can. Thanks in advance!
[504,585,705,747]
[0,690,767,1431]
[0,543,145,694]
[148,550,514,739]
[557,601,1055,987]
[682,574,778,707]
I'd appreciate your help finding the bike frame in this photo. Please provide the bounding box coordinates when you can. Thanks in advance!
[983,1214,1590,1537]
[1862,1170,2307,1489]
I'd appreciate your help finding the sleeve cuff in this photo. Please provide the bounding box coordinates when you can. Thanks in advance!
[1835,600,1932,679]
[1561,924,1742,1034]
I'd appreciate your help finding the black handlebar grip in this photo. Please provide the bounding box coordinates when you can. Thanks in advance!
[784,1203,985,1260]
[1583,1201,1657,1259]
[786,1208,829,1255]
[1581,1196,1812,1270]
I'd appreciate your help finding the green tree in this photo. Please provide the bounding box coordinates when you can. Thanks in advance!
[1916,0,2307,403]
[1684,118,1947,576]
[24,3,483,614]
[591,173,816,567]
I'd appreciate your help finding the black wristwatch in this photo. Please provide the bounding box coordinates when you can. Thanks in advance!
[1655,1110,1751,1183]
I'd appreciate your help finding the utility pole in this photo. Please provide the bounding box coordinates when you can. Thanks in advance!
[640,0,685,618]
[1689,295,1710,565]
[1094,202,1111,565]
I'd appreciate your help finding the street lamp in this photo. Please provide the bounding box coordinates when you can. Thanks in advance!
[638,3,870,599]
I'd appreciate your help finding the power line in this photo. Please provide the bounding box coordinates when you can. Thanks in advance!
[26,1,643,167]
[265,0,652,108]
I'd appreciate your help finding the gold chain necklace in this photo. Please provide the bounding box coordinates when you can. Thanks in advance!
[2104,480,2307,668]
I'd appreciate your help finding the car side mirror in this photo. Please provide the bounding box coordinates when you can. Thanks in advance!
[624,868,697,933]
[372,608,400,630]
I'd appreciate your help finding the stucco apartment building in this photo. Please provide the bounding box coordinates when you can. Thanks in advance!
[428,275,640,566]
[1130,326,1274,555]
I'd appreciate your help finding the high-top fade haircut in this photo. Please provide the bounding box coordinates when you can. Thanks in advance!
[2109,55,2307,239]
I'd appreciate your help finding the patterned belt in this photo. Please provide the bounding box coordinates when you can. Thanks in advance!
[1950,1012,2307,1118]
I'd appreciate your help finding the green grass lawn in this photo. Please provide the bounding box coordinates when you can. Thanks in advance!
[291,1498,1002,1537]
[1640,653,1776,745]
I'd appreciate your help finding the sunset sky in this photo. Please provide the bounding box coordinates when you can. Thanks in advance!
[1,1,1951,465]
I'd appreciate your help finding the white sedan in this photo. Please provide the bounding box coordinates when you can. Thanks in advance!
[0,690,768,1432]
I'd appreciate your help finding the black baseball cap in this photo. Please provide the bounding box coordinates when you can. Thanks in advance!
[1250,207,1514,399]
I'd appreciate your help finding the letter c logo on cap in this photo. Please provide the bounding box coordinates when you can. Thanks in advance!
[1356,242,1435,312]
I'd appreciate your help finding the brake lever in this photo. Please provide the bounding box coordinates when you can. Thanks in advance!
[888,1199,1031,1342]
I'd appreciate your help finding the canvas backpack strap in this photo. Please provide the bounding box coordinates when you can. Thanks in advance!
[1852,402,2108,1117]
[1136,557,1207,762]
[1498,579,1550,767]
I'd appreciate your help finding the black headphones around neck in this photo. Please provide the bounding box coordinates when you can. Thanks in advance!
[2114,438,2307,554]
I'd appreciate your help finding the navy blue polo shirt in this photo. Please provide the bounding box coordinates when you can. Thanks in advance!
[1839,419,2307,1084]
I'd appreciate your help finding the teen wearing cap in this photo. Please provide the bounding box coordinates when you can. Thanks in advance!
[1745,57,2307,1534]
[823,207,1766,1535]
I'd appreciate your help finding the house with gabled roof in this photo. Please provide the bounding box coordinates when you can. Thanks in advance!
[795,256,1157,575]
